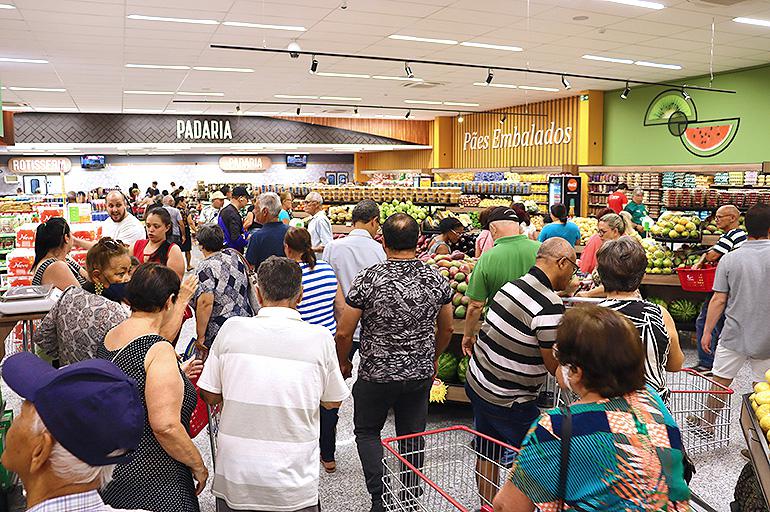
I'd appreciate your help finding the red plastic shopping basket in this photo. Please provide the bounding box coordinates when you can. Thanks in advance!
[676,266,716,292]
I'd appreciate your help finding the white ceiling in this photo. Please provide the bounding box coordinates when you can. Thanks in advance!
[1,0,770,120]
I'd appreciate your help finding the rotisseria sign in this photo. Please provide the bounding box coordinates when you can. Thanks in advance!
[219,155,273,172]
[8,157,72,174]
[463,121,573,151]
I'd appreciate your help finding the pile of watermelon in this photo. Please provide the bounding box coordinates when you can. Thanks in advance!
[669,299,700,322]
[436,352,471,384]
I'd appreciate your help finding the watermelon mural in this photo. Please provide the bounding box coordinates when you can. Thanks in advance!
[680,118,740,158]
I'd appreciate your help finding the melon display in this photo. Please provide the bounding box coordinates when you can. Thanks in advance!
[647,297,668,310]
[669,299,699,322]
[457,356,470,384]
[680,118,739,158]
[437,352,460,382]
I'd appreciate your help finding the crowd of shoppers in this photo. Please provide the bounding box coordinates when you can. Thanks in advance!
[15,182,768,512]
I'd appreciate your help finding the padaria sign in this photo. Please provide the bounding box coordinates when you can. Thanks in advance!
[177,119,233,141]
[219,155,272,171]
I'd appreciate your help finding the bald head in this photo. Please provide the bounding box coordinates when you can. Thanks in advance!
[716,205,740,231]
[162,195,174,206]
[105,191,128,222]
[536,238,577,291]
[489,219,520,240]
[537,237,575,261]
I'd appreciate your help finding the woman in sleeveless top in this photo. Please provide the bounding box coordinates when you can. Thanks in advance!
[31,217,87,289]
[130,207,185,279]
[97,263,206,512]
[428,217,465,255]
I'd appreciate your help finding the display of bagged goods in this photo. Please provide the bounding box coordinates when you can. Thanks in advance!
[15,223,38,249]
[7,275,32,287]
[36,206,65,223]
[7,248,34,276]
[69,249,88,267]
[70,222,102,241]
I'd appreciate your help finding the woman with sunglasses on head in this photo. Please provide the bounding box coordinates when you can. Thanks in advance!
[492,306,691,512]
[31,217,88,290]
[130,207,185,279]
[429,217,465,255]
[576,212,628,298]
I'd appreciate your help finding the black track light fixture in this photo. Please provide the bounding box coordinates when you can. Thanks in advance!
[682,87,691,101]
[405,109,411,119]
[486,68,494,85]
[561,74,571,90]
[353,106,359,117]
[296,105,302,115]
[500,113,507,124]
[235,104,242,115]
[310,55,318,74]
[620,81,631,100]
[457,113,464,123]
[404,61,414,79]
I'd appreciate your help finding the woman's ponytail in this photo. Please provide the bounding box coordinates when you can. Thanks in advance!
[284,226,317,269]
[33,217,69,268]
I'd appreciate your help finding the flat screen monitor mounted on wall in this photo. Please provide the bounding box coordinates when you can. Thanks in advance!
[81,155,105,169]
[286,154,308,169]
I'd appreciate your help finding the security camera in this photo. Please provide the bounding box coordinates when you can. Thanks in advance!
[341,0,348,9]
[288,41,301,59]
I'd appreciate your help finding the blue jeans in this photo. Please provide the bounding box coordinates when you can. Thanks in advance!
[695,296,724,369]
[465,382,540,462]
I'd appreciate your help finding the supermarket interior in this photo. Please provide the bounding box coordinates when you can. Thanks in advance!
[1,0,770,511]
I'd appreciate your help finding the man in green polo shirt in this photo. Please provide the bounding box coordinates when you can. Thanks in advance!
[462,207,540,345]
[624,188,648,233]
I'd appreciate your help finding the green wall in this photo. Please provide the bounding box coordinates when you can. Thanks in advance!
[603,64,770,165]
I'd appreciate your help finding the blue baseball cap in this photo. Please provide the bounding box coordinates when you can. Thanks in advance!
[3,353,144,467]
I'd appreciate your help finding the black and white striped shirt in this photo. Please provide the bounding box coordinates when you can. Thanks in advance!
[467,266,565,407]
[713,228,747,256]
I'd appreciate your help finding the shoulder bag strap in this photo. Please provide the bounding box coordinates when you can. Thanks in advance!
[558,405,573,511]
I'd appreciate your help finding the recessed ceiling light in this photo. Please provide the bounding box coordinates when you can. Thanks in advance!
[127,14,219,25]
[2,106,32,111]
[460,42,523,52]
[244,111,283,116]
[404,100,442,105]
[314,71,371,79]
[223,21,305,32]
[572,15,589,21]
[518,85,560,92]
[176,91,225,96]
[125,64,191,70]
[320,96,362,101]
[124,90,173,95]
[388,34,458,45]
[443,101,479,107]
[599,0,664,9]
[9,86,66,92]
[275,94,318,99]
[0,57,48,64]
[371,75,423,82]
[473,82,517,89]
[635,60,681,70]
[123,109,167,113]
[0,4,16,9]
[193,66,254,73]
[582,54,634,64]
[733,17,770,27]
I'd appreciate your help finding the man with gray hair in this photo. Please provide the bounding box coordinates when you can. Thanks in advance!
[162,194,186,247]
[624,187,649,233]
[304,191,333,255]
[462,238,575,506]
[245,192,290,270]
[1,352,147,511]
[200,256,349,512]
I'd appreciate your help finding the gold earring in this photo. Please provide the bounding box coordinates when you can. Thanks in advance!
[94,281,104,295]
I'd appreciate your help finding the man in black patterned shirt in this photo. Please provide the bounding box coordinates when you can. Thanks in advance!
[336,213,454,512]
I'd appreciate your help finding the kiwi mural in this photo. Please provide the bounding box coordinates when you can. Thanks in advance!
[643,88,740,158]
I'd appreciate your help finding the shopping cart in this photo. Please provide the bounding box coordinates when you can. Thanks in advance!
[381,425,516,512]
[667,368,733,455]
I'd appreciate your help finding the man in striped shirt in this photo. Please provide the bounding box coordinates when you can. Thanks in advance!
[462,238,577,504]
[691,204,747,373]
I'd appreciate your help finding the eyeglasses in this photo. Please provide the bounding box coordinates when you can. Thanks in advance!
[560,256,579,276]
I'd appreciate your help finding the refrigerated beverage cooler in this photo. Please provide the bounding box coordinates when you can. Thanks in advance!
[548,175,584,217]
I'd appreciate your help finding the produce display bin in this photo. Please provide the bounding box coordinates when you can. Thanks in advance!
[740,393,770,510]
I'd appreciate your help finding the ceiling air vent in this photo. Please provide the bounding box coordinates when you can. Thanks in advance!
[402,81,443,89]
[686,0,747,6]
[320,108,352,114]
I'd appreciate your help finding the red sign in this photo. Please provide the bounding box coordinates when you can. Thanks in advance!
[567,178,578,192]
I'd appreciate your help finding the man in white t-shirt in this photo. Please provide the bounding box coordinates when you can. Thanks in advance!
[75,191,146,250]
[200,256,350,512]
